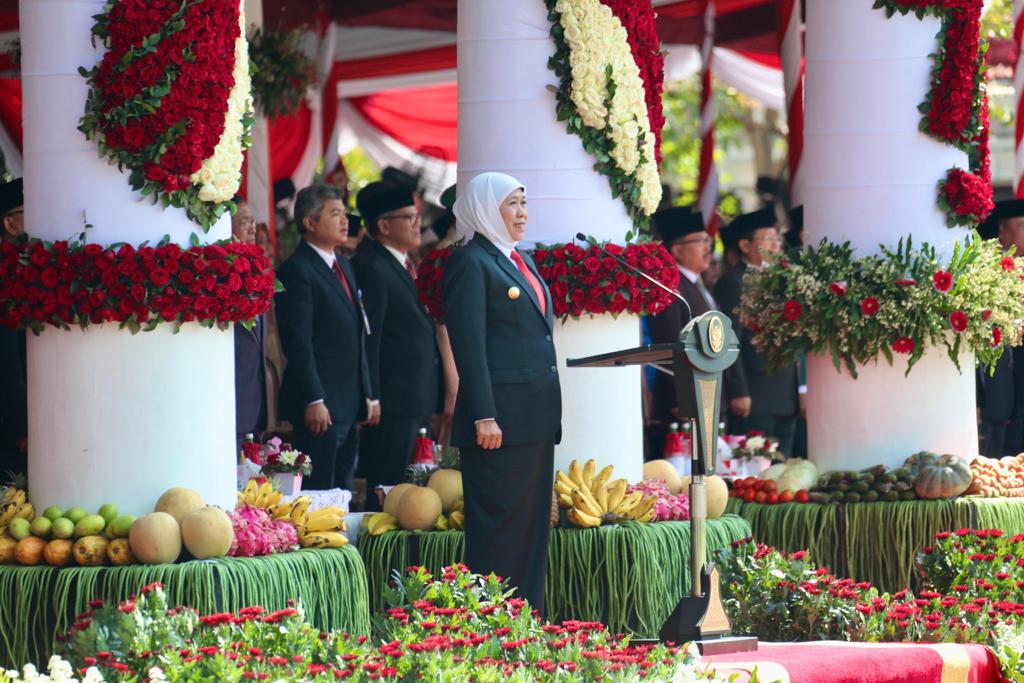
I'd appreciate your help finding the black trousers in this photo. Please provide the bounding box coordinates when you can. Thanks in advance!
[461,439,554,617]
[360,414,428,511]
[292,420,359,491]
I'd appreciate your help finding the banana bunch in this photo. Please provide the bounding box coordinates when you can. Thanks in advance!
[554,459,655,527]
[238,480,284,509]
[266,495,311,523]
[297,505,349,548]
[0,488,34,536]
[364,512,400,536]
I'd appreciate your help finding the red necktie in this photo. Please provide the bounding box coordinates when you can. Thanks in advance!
[405,257,418,281]
[510,250,546,316]
[332,259,355,305]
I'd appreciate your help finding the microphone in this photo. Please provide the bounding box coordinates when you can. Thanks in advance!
[575,232,691,320]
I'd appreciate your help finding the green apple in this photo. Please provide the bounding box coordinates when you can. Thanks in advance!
[30,517,52,539]
[8,517,30,540]
[97,503,118,524]
[42,506,63,522]
[64,507,87,525]
[51,517,75,539]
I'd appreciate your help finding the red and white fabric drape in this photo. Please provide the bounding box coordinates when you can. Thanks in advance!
[697,0,718,236]
[776,0,804,204]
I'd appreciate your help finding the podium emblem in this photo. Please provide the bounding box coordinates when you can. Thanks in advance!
[708,316,724,354]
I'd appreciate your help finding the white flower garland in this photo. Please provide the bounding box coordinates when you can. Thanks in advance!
[191,0,253,203]
[5,656,104,683]
[554,0,661,215]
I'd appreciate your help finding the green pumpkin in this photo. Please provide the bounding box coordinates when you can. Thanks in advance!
[902,451,940,479]
[913,454,973,500]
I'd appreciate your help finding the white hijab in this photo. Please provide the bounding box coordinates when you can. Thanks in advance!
[452,172,525,254]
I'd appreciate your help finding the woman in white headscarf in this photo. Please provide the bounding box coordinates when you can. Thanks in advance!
[442,172,561,615]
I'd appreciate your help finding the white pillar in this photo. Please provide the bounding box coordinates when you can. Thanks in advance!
[21,0,236,513]
[457,0,642,482]
[802,0,977,471]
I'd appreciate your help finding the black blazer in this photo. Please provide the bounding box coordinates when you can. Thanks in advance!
[234,317,267,435]
[442,234,562,448]
[715,263,799,417]
[354,239,440,416]
[0,327,26,441]
[274,241,373,428]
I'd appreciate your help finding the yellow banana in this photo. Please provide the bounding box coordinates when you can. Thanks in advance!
[265,489,283,507]
[606,479,627,512]
[558,493,573,509]
[305,513,346,533]
[570,488,602,518]
[553,479,574,498]
[567,507,601,529]
[612,491,643,516]
[568,460,585,488]
[635,507,656,523]
[448,510,465,530]
[268,502,294,521]
[582,459,597,488]
[366,512,398,535]
[14,503,34,522]
[622,495,655,521]
[594,484,609,514]
[300,531,349,548]
[591,465,614,494]
[308,506,346,520]
[242,480,259,506]
[290,496,312,524]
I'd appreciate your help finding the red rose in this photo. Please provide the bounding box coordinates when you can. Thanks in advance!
[828,282,847,297]
[1001,256,1016,272]
[992,326,1003,347]
[892,337,915,354]
[982,309,992,321]
[782,300,802,322]
[949,310,968,333]
[932,271,953,292]
[860,297,880,316]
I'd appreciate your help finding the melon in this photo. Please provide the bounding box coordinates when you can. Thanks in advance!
[43,539,74,566]
[73,536,109,566]
[706,475,728,519]
[643,459,683,494]
[427,469,463,512]
[154,488,206,524]
[181,507,234,559]
[129,512,182,564]
[396,487,443,531]
[14,536,47,565]
[383,483,418,517]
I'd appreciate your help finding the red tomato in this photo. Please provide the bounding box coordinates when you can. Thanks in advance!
[762,480,777,493]
[753,480,766,491]
[795,490,810,504]
[743,477,758,488]
[766,492,779,505]
[778,490,795,503]
[753,491,767,504]
[742,490,756,503]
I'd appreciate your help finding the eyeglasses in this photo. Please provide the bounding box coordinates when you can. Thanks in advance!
[752,235,783,245]
[382,213,421,224]
[679,236,713,246]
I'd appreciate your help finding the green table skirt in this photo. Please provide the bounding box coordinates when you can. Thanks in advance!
[356,515,753,638]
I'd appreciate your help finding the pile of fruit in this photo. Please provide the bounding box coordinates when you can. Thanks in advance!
[362,468,464,536]
[554,459,654,527]
[627,480,690,521]
[966,454,1024,497]
[730,478,811,504]
[240,480,349,550]
[807,466,914,503]
[641,459,730,519]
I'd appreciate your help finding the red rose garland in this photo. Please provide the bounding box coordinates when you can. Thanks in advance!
[0,239,274,333]
[79,0,251,230]
[598,0,665,164]
[417,242,679,322]
[875,0,992,227]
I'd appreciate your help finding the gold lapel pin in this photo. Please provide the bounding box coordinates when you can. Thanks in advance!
[508,286,521,300]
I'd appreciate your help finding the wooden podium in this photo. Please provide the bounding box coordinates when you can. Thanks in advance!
[567,311,757,654]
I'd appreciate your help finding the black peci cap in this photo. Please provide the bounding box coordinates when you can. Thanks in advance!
[651,205,704,246]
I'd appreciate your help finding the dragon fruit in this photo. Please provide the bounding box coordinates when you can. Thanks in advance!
[628,480,690,522]
[228,505,298,556]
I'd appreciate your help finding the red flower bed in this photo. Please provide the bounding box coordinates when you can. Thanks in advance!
[0,239,274,332]
[599,0,665,163]
[79,0,248,229]
[876,0,992,226]
[417,241,679,322]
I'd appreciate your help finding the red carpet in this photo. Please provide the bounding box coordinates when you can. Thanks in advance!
[701,641,1003,683]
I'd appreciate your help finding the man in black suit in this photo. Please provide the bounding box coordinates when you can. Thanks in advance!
[0,178,26,479]
[354,182,441,508]
[231,199,267,449]
[646,206,744,456]
[715,209,800,456]
[275,184,379,491]
[977,199,1024,456]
